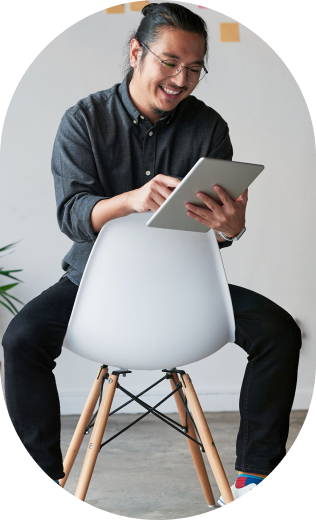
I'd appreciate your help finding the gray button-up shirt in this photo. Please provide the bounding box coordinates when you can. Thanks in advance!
[51,76,233,285]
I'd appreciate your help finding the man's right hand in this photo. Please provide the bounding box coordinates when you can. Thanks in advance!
[91,175,181,233]
[127,174,181,213]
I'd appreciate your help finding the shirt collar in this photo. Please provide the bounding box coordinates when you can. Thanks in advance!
[118,75,177,126]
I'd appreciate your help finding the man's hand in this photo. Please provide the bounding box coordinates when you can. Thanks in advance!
[185,185,248,238]
[127,174,181,213]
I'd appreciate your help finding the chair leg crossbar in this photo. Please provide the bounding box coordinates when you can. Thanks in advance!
[100,373,204,450]
[86,371,203,448]
[59,366,234,507]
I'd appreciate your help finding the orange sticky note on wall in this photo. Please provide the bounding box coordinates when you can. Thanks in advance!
[105,5,125,14]
[130,1,149,11]
[220,23,240,42]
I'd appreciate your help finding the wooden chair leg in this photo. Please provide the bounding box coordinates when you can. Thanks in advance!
[59,365,108,487]
[181,373,234,505]
[74,373,118,501]
[170,374,215,507]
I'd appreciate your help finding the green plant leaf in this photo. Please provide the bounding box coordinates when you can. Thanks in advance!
[0,269,23,274]
[0,243,21,260]
[0,243,18,253]
[0,300,16,315]
[2,292,24,305]
[1,293,19,314]
[0,242,23,317]
[0,283,19,292]
[0,269,23,282]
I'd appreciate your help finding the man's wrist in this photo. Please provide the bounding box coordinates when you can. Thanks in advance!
[125,189,138,214]
[91,192,134,233]
[218,227,246,242]
[215,230,226,242]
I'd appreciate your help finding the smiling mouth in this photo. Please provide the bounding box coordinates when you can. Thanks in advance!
[160,85,183,96]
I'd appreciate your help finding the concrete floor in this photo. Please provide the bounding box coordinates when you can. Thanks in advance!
[60,409,307,518]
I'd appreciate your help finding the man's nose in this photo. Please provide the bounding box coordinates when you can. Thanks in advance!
[172,67,188,87]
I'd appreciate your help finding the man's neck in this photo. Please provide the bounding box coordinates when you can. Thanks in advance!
[128,77,165,125]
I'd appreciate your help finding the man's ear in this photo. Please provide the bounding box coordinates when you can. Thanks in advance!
[130,38,143,70]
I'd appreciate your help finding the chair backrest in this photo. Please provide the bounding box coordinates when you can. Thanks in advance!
[64,213,235,370]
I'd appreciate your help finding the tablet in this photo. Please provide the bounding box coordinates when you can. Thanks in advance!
[146,157,264,232]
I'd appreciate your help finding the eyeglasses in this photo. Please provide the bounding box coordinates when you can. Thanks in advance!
[140,42,208,83]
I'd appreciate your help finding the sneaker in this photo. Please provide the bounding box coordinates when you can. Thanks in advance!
[217,474,263,506]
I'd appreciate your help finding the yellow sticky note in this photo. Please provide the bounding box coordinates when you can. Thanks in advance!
[130,1,149,11]
[105,5,125,14]
[220,23,240,42]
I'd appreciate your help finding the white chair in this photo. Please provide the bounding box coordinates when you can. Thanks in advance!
[60,212,235,506]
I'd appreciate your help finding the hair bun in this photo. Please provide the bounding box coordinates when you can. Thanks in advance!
[142,3,157,16]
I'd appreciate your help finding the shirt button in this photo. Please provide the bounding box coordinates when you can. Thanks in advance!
[133,120,137,124]
[140,115,144,119]
[145,170,151,176]
[149,131,153,136]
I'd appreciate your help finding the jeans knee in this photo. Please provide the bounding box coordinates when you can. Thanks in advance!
[268,310,302,357]
[2,308,51,358]
[3,312,63,367]
[291,317,302,349]
[2,316,32,361]
[282,313,301,349]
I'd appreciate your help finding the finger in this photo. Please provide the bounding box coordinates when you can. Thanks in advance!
[195,192,220,212]
[148,199,160,213]
[157,174,181,188]
[150,185,174,205]
[186,210,214,229]
[237,188,248,205]
[152,177,180,200]
[151,191,167,207]
[185,203,214,222]
[213,185,234,206]
[156,183,177,201]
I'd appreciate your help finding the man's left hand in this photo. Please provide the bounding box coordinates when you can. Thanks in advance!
[185,185,248,239]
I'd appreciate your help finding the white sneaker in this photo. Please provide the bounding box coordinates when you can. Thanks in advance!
[217,475,263,506]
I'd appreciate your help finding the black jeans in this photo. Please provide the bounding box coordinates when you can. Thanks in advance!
[2,276,301,480]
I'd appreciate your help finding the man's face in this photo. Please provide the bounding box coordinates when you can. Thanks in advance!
[130,29,206,118]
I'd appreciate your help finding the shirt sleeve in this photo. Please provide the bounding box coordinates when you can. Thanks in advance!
[207,122,233,161]
[51,109,108,243]
[218,239,233,249]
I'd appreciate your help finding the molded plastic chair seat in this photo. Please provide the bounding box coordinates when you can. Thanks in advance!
[64,212,235,370]
[61,213,236,507]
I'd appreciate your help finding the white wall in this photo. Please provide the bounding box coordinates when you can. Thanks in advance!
[1,4,315,413]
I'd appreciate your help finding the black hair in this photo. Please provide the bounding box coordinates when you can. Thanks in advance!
[125,2,208,82]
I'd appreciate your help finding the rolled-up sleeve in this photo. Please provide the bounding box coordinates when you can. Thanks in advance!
[51,109,107,243]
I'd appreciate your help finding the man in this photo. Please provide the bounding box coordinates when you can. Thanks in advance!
[2,2,301,507]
